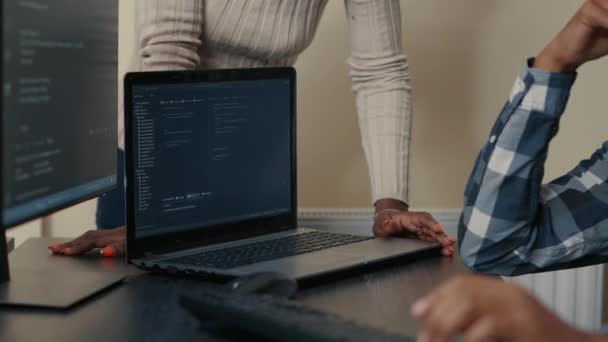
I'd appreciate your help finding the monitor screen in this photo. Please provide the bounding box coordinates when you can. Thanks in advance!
[2,0,118,227]
[130,79,292,238]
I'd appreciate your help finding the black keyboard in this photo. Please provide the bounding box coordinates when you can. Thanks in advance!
[179,287,411,342]
[165,231,372,269]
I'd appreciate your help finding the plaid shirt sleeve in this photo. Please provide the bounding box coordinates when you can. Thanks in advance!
[459,60,608,276]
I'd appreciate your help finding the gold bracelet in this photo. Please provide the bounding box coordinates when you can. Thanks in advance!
[373,208,406,221]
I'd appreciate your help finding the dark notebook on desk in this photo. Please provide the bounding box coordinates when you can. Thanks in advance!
[123,67,440,283]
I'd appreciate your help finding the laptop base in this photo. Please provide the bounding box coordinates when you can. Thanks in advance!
[135,229,442,288]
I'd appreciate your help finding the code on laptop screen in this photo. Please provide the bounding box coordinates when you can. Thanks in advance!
[131,79,292,238]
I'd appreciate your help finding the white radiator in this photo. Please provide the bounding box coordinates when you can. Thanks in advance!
[507,266,604,331]
[298,208,604,331]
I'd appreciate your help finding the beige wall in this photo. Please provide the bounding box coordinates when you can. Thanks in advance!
[47,0,608,236]
[298,0,606,208]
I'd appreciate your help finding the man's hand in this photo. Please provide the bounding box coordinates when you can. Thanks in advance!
[411,275,603,342]
[536,0,608,73]
[373,199,456,256]
[48,226,126,257]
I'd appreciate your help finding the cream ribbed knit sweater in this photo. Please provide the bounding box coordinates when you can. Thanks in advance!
[122,0,412,204]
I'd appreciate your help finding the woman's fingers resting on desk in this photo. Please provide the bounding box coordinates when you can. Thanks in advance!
[373,210,456,256]
[48,226,127,257]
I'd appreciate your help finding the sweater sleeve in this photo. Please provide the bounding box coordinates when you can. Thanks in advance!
[344,0,412,205]
[137,0,204,71]
[118,0,204,149]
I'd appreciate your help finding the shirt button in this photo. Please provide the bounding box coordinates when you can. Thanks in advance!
[489,135,497,143]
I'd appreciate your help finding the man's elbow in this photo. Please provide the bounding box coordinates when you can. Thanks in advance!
[458,243,486,273]
[458,248,516,276]
[458,236,518,276]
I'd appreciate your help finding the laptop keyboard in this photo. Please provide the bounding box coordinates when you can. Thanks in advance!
[164,231,373,269]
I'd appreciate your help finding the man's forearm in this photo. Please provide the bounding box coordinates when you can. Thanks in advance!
[458,62,576,275]
[535,46,578,73]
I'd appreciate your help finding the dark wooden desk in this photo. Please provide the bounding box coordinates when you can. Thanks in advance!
[0,238,469,341]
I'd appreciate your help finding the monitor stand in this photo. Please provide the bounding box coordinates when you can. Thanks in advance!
[0,232,8,283]
[0,231,126,309]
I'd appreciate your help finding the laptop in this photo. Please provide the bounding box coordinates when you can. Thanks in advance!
[123,67,440,282]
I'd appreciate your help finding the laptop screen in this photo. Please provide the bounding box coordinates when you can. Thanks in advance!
[130,78,292,238]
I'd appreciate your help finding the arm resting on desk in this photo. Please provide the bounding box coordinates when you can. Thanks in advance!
[458,64,608,276]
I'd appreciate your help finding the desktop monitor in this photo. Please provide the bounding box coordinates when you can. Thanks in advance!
[0,0,123,308]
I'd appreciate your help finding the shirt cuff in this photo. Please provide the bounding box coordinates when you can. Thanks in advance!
[525,57,577,90]
[506,58,577,118]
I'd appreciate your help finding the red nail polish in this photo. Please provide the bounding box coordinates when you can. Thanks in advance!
[48,243,62,250]
[101,246,115,257]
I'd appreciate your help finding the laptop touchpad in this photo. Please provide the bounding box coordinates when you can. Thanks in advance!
[297,249,362,266]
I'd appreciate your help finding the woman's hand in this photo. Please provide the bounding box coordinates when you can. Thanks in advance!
[372,199,456,256]
[411,275,602,342]
[48,226,126,257]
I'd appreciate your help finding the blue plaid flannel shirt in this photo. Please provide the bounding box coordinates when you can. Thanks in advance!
[459,60,608,276]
